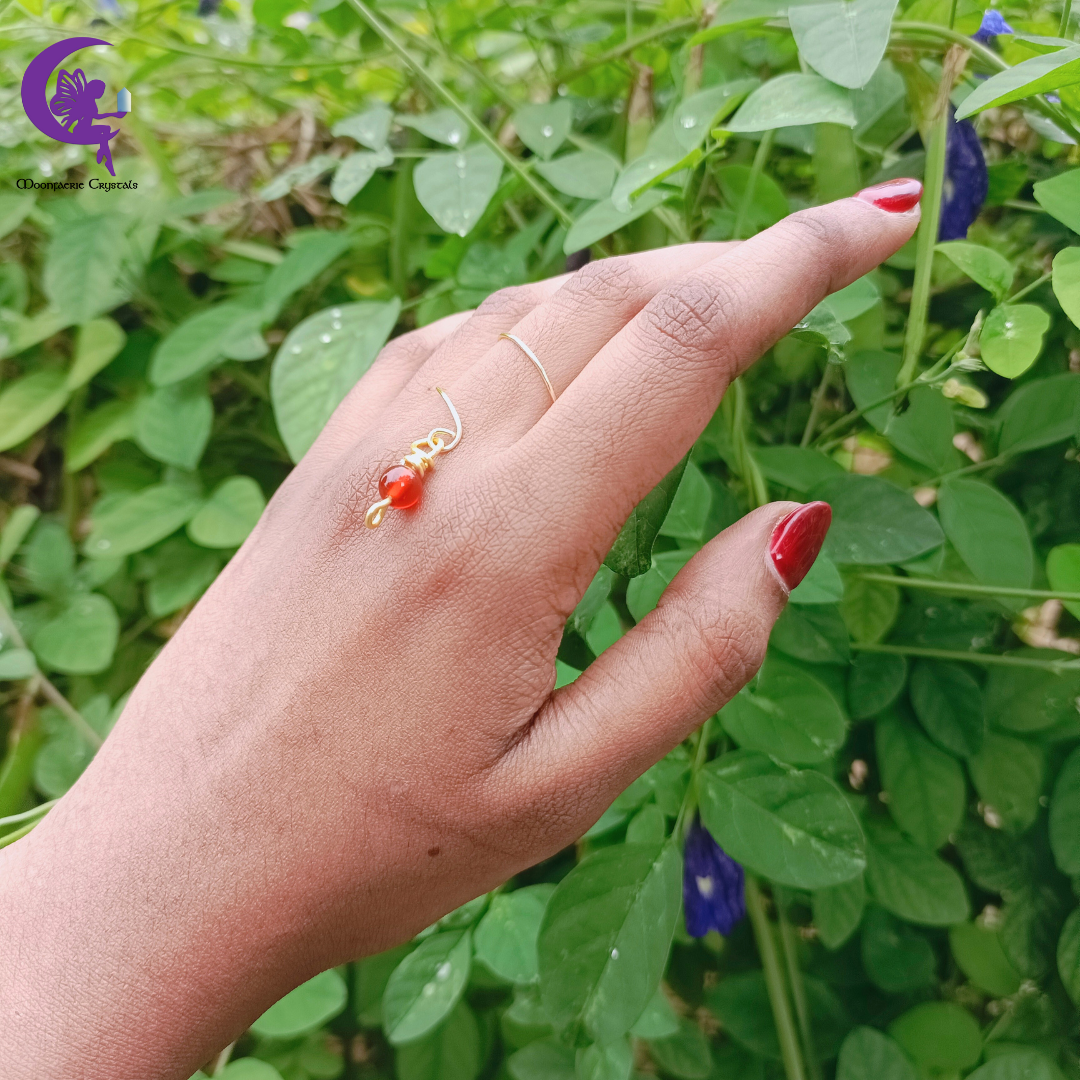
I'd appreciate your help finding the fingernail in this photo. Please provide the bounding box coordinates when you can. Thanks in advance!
[853,178,923,213]
[768,502,832,592]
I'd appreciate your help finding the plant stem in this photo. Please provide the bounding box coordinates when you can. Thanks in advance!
[0,799,56,829]
[734,129,774,240]
[898,104,948,387]
[1060,0,1074,37]
[852,642,1080,672]
[0,818,39,850]
[390,157,413,297]
[346,0,573,227]
[776,891,821,1080]
[675,716,713,838]
[745,875,807,1080]
[924,452,1009,484]
[553,16,699,84]
[801,362,839,447]
[1008,269,1052,303]
[858,573,1080,602]
[729,378,770,508]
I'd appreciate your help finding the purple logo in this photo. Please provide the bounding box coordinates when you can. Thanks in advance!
[21,37,130,177]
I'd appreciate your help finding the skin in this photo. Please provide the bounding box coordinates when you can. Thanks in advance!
[0,193,919,1079]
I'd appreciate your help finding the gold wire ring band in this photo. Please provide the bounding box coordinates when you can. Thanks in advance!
[499,333,557,405]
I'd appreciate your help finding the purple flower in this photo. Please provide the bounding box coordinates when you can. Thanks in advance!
[683,819,745,937]
[972,9,1014,44]
[939,108,988,240]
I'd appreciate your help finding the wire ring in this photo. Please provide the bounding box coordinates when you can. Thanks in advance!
[500,333,557,406]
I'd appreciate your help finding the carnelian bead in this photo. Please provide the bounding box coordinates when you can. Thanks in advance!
[379,465,423,508]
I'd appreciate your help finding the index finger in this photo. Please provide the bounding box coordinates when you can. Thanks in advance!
[518,186,921,539]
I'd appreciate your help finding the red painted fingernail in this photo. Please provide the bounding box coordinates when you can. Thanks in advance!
[768,502,832,591]
[854,178,923,213]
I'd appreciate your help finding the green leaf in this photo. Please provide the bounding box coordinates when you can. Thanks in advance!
[0,370,70,453]
[986,655,1080,732]
[844,350,901,433]
[32,593,119,675]
[647,1018,712,1080]
[1048,544,1080,620]
[658,460,712,542]
[812,875,866,949]
[839,571,900,643]
[250,969,347,1039]
[331,147,394,205]
[979,303,1050,378]
[969,733,1045,833]
[809,475,943,565]
[135,382,213,470]
[332,102,393,149]
[514,100,573,160]
[0,192,35,240]
[1033,168,1080,233]
[34,726,94,797]
[771,603,851,664]
[698,750,866,888]
[726,74,856,131]
[473,885,555,985]
[935,242,1014,301]
[507,1039,576,1080]
[188,476,266,549]
[789,0,899,89]
[537,842,681,1043]
[0,647,37,680]
[938,478,1034,591]
[606,458,688,579]
[629,987,680,1039]
[861,904,936,992]
[383,930,473,1045]
[877,712,965,849]
[909,660,985,757]
[21,518,74,598]
[398,109,470,147]
[713,165,790,234]
[753,446,843,494]
[67,318,126,390]
[822,275,882,323]
[707,971,848,1061]
[998,373,1080,455]
[83,485,205,560]
[866,826,970,926]
[258,154,338,201]
[955,46,1080,119]
[535,151,618,201]
[562,190,669,254]
[1058,907,1080,1007]
[218,1060,284,1080]
[576,1038,632,1080]
[966,1052,1067,1080]
[1049,745,1080,876]
[261,232,353,321]
[414,146,503,237]
[271,299,401,462]
[720,656,847,763]
[396,1001,481,1080]
[145,537,221,618]
[65,399,136,473]
[1052,247,1080,328]
[0,504,40,568]
[949,922,1022,997]
[1002,884,1064,978]
[888,1002,981,1070]
[43,214,125,325]
[790,554,845,605]
[674,80,758,150]
[150,303,265,386]
[836,1027,917,1080]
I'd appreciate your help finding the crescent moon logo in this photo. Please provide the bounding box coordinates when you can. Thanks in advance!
[20,37,127,177]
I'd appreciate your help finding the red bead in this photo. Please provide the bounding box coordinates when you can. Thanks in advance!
[853,178,923,214]
[379,465,423,508]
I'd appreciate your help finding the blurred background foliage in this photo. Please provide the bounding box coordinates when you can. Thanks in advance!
[3,0,1080,1076]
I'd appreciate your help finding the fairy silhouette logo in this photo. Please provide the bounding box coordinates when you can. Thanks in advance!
[20,37,130,177]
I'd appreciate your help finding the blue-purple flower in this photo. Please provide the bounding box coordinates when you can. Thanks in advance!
[939,108,988,240]
[972,9,1014,44]
[683,819,745,938]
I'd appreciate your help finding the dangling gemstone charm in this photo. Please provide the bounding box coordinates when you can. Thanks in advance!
[365,388,462,529]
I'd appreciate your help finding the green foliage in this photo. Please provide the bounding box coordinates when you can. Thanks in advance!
[5,1,1080,1077]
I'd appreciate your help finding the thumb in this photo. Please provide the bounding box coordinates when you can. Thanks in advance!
[507,501,832,835]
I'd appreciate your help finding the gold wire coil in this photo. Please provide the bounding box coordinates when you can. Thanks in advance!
[364,388,461,530]
[500,333,557,405]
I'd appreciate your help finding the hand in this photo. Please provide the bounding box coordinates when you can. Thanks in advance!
[0,185,920,1079]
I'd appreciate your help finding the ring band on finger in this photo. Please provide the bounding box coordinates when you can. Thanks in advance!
[500,333,557,405]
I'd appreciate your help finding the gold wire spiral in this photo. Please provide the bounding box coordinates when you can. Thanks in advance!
[364,389,461,529]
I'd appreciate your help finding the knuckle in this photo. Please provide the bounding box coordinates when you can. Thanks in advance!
[635,278,736,365]
[474,283,545,322]
[564,255,647,309]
